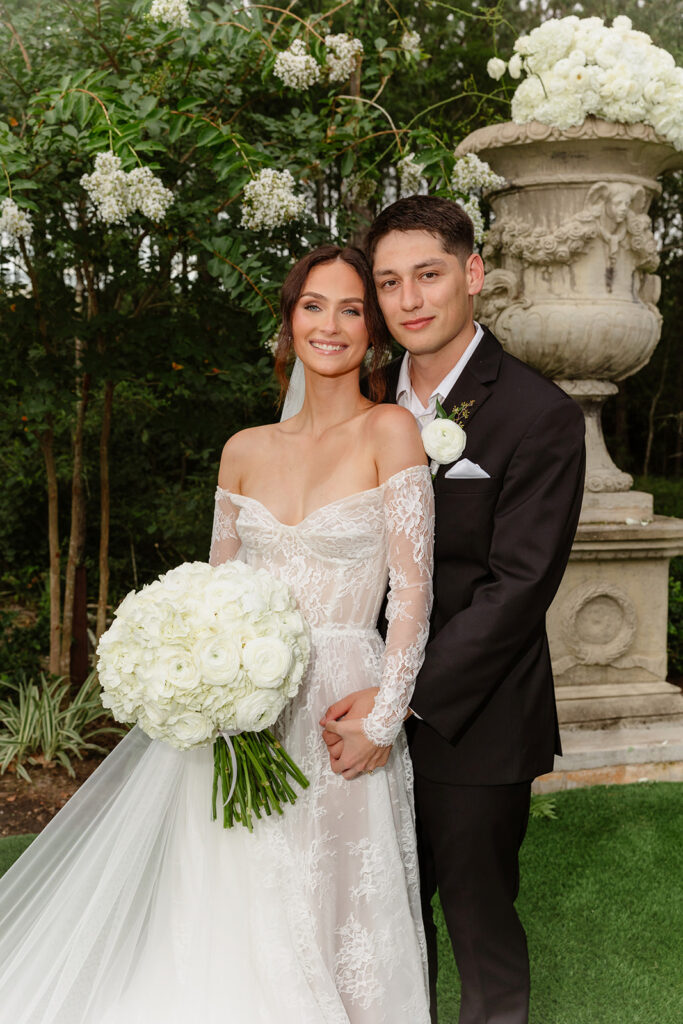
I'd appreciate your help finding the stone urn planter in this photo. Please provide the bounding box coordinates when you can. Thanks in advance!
[455,119,683,728]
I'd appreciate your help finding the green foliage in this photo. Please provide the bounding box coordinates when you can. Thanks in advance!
[0,672,124,782]
[529,792,557,820]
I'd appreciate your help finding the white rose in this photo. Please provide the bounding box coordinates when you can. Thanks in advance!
[487,57,507,81]
[233,689,285,732]
[242,637,293,688]
[421,418,467,466]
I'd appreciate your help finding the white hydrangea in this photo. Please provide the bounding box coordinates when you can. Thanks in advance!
[149,0,191,29]
[240,168,306,231]
[0,197,33,242]
[325,33,363,84]
[458,197,485,246]
[274,38,321,90]
[401,30,421,58]
[490,15,683,151]
[397,152,424,196]
[451,154,506,194]
[81,151,174,225]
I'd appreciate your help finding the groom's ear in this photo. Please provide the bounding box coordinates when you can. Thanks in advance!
[466,253,485,297]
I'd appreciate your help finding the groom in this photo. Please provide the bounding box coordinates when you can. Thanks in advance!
[321,195,585,1024]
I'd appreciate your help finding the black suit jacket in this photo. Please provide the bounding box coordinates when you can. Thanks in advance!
[386,326,585,785]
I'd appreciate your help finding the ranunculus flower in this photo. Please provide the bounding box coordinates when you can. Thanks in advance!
[233,690,284,732]
[421,418,467,467]
[242,637,293,688]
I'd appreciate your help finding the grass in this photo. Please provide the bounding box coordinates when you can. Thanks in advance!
[2,784,682,1023]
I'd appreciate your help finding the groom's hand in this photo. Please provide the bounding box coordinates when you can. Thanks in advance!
[322,717,391,780]
[319,687,378,759]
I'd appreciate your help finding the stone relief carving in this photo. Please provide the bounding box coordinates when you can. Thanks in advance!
[560,581,637,665]
[483,181,659,274]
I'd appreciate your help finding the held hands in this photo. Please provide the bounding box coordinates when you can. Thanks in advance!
[319,688,392,781]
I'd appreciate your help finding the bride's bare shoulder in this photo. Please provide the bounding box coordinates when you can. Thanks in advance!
[366,404,427,481]
[218,423,279,491]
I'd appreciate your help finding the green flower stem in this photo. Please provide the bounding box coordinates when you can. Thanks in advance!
[212,732,309,831]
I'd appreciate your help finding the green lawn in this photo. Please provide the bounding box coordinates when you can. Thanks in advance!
[2,783,682,1023]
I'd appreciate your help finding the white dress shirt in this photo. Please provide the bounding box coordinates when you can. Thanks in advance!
[396,322,484,430]
[396,323,483,722]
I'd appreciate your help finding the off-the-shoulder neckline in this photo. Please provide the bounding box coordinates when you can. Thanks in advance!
[215,463,431,529]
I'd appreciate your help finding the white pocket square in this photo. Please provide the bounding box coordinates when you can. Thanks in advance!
[445,459,490,479]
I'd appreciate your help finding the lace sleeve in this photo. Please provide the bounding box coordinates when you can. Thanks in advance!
[362,466,435,747]
[209,487,242,566]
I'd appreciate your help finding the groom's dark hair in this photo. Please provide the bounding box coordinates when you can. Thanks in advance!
[365,195,474,266]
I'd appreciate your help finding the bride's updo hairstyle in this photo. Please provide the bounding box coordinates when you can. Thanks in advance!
[274,245,392,404]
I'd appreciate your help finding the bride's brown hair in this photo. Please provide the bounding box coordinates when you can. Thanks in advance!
[274,245,392,404]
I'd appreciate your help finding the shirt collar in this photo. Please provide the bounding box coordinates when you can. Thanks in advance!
[396,321,484,405]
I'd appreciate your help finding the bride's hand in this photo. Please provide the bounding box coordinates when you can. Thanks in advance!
[323,716,391,780]
[319,687,380,768]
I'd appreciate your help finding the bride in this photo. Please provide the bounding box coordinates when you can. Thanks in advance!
[0,245,434,1023]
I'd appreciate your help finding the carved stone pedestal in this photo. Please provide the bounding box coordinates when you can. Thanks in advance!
[547,517,683,727]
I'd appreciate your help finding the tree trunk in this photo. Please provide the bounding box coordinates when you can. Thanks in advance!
[59,370,91,678]
[38,423,61,675]
[96,379,114,640]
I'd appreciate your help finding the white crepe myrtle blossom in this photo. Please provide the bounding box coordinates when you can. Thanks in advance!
[240,168,306,231]
[81,152,174,225]
[401,31,421,58]
[488,15,683,151]
[451,154,506,195]
[0,197,33,242]
[459,197,485,246]
[274,39,321,90]
[397,153,424,196]
[149,0,191,29]
[324,33,363,84]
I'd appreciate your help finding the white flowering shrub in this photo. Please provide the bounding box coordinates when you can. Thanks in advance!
[458,197,485,246]
[397,153,424,196]
[274,38,321,90]
[0,197,33,243]
[451,154,506,194]
[489,15,683,150]
[97,560,310,748]
[401,31,421,58]
[149,0,191,30]
[81,151,174,225]
[240,168,307,232]
[324,33,363,84]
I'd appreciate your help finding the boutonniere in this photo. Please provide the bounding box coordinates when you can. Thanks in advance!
[422,399,476,479]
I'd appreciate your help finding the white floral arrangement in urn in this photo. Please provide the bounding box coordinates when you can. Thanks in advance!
[487,15,683,151]
[97,559,311,830]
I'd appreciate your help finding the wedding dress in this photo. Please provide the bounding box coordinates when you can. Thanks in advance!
[0,464,434,1024]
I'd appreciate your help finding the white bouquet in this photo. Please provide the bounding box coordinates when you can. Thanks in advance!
[97,560,310,830]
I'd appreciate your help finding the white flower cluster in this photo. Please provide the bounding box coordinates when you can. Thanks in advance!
[97,560,310,749]
[397,152,424,196]
[274,38,321,90]
[451,153,506,194]
[149,0,191,29]
[81,151,174,225]
[458,197,486,246]
[325,33,363,84]
[0,197,32,242]
[488,15,683,149]
[240,168,306,231]
[401,30,421,58]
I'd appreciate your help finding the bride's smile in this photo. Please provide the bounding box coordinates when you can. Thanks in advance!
[292,260,370,376]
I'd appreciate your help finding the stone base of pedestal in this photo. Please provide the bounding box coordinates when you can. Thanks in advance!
[548,514,683,728]
[556,680,683,726]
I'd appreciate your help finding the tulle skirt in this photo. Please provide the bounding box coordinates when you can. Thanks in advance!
[0,630,429,1023]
